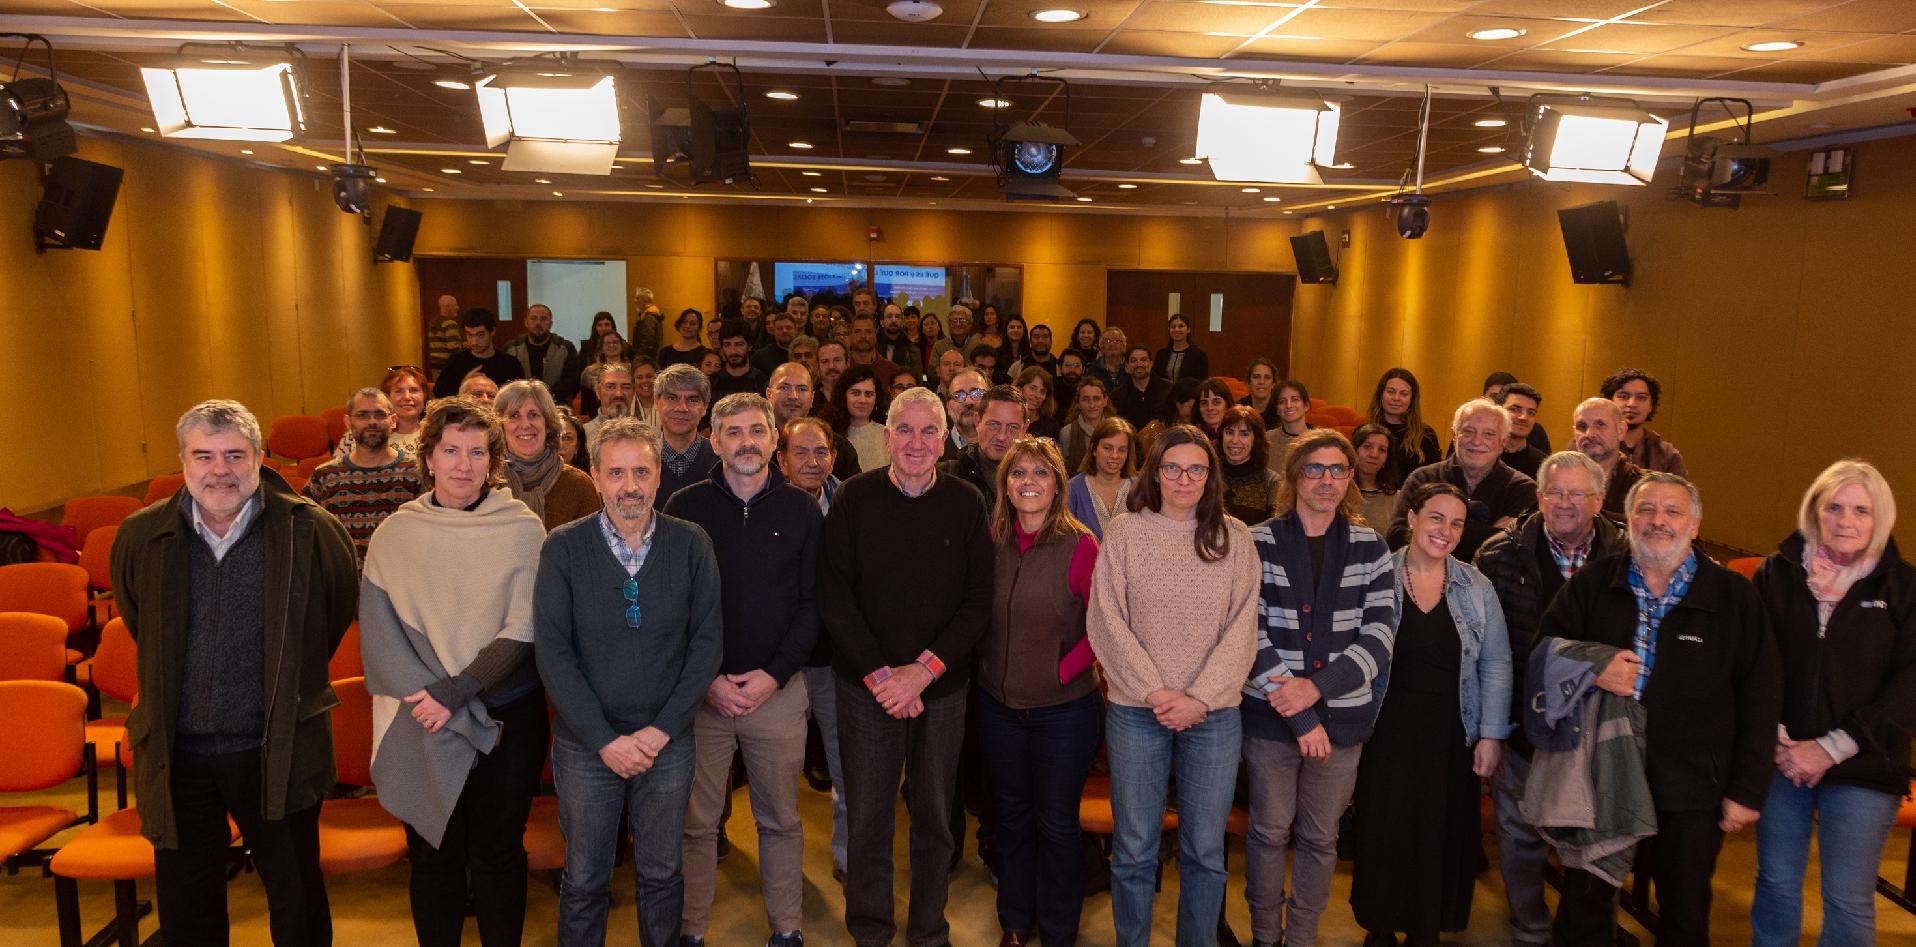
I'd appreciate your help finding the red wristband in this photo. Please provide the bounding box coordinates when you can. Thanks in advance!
[915,650,946,680]
[863,666,893,691]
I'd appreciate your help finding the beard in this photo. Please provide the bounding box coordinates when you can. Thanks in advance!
[355,427,389,451]
[728,450,767,476]
[599,399,633,419]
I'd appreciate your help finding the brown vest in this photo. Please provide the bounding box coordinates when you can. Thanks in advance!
[980,529,1097,709]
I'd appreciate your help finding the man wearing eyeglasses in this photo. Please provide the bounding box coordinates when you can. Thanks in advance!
[1472,450,1625,947]
[940,368,988,463]
[938,386,1025,505]
[302,387,421,566]
[1389,398,1539,561]
[536,416,723,947]
[1242,427,1398,947]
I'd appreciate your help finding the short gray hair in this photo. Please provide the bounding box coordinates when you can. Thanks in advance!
[633,287,654,304]
[589,416,663,469]
[1625,470,1702,520]
[176,399,262,455]
[711,392,775,430]
[1536,450,1606,496]
[789,334,820,354]
[345,387,390,414]
[887,386,948,436]
[459,373,499,396]
[494,379,561,453]
[1450,397,1511,441]
[948,304,972,320]
[654,363,710,404]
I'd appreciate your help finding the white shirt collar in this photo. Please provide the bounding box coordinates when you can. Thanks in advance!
[189,490,262,562]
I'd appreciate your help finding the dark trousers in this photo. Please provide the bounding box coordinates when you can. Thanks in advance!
[974,689,1102,945]
[403,689,549,947]
[154,747,329,947]
[836,677,967,947]
[1553,807,1725,947]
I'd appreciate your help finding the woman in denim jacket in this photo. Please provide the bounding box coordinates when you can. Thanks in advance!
[1349,482,1512,947]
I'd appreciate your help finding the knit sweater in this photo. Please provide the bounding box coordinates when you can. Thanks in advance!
[303,452,421,564]
[359,490,546,846]
[818,469,993,699]
[534,512,723,751]
[1087,509,1260,711]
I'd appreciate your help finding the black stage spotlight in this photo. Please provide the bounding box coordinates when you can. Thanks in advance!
[330,162,377,216]
[1673,98,1771,209]
[1388,193,1431,239]
[987,74,1080,201]
[0,35,76,162]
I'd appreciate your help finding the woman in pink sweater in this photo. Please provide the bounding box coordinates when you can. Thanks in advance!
[1088,423,1261,947]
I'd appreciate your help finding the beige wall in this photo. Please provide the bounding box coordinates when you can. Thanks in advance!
[1,138,421,512]
[1290,137,1916,552]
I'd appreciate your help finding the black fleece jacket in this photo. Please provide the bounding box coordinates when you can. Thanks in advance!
[1537,549,1782,813]
[1754,533,1916,797]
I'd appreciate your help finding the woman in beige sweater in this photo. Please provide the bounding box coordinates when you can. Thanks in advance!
[1087,423,1260,947]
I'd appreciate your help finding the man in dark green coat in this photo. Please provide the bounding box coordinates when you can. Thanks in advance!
[111,399,357,947]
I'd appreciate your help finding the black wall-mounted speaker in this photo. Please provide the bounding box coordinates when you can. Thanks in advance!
[374,206,423,263]
[1558,201,1631,285]
[34,156,122,252]
[1290,231,1338,285]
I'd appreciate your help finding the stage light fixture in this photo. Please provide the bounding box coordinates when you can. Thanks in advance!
[1673,97,1772,208]
[477,62,622,175]
[1521,95,1667,186]
[986,74,1080,201]
[1195,88,1339,184]
[141,45,308,142]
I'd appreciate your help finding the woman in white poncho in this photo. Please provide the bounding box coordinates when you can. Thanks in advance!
[359,396,548,947]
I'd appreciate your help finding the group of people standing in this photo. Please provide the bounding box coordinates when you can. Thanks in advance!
[105,296,1914,947]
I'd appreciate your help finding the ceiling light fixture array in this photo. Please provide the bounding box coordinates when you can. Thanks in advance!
[1195,84,1340,184]
[1520,93,1668,186]
[140,42,309,142]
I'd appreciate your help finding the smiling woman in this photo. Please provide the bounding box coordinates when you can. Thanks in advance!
[493,379,603,531]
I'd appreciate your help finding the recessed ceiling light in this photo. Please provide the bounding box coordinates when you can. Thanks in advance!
[315,164,327,171]
[810,187,828,193]
[646,183,664,188]
[1076,196,1093,202]
[1282,210,1292,214]
[947,147,972,155]
[723,0,774,8]
[367,126,396,134]
[467,158,488,165]
[1477,145,1506,154]
[375,177,387,183]
[611,164,624,170]
[535,178,552,184]
[800,171,822,177]
[552,191,564,196]
[1263,196,1281,202]
[441,168,462,174]
[872,77,911,87]
[140,126,156,133]
[788,140,814,149]
[1472,118,1507,128]
[765,91,799,101]
[1117,183,1138,189]
[1032,8,1085,22]
[1467,27,1525,41]
[240,148,254,155]
[1327,204,1337,210]
[434,80,471,90]
[930,175,950,181]
[1241,187,1261,193]
[978,98,1011,108]
[1742,40,1802,52]
[423,187,435,192]
[1179,157,1203,165]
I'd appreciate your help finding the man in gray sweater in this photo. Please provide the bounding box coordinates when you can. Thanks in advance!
[536,416,723,947]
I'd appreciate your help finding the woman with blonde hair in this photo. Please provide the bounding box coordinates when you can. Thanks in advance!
[1067,416,1136,541]
[976,436,1103,947]
[1750,459,1916,947]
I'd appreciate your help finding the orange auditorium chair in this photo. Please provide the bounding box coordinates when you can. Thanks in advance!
[144,474,185,505]
[328,622,363,682]
[0,563,90,637]
[0,681,95,877]
[76,619,137,776]
[78,526,117,624]
[1726,556,1763,580]
[0,612,73,683]
[61,497,141,546]
[266,415,331,469]
[317,677,408,875]
[320,406,348,447]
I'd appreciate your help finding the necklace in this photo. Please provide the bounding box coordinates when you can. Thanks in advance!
[1402,561,1444,611]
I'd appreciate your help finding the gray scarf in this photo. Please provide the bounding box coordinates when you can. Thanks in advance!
[504,447,564,523]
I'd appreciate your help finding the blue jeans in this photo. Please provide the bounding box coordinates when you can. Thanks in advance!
[550,732,696,947]
[975,689,1103,945]
[1105,702,1241,947]
[803,664,849,874]
[1751,771,1901,947]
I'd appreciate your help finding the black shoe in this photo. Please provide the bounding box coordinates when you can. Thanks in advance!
[804,766,832,792]
[716,831,733,863]
[831,865,846,885]
[1361,932,1397,947]
[767,932,803,947]
[1216,915,1241,947]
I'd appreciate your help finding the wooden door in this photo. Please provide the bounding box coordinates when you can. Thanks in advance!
[413,257,530,374]
[1104,270,1295,382]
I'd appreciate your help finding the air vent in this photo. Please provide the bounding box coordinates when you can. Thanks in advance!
[846,120,924,134]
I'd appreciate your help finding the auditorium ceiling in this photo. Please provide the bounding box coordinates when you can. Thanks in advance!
[12,0,1916,213]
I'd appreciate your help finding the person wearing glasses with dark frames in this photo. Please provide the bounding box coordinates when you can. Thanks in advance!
[941,368,990,462]
[358,396,549,947]
[1240,427,1397,947]
[534,416,723,947]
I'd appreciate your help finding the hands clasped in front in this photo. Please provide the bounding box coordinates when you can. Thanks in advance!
[598,726,671,779]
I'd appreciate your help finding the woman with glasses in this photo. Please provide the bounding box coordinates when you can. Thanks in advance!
[1751,459,1916,947]
[1241,428,1398,947]
[977,437,1103,947]
[495,380,601,531]
[1350,481,1510,947]
[359,396,549,947]
[1087,423,1260,947]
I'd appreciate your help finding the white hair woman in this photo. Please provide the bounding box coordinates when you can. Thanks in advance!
[1750,459,1916,947]
[494,379,601,531]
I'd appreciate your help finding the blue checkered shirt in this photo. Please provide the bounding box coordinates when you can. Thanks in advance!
[1625,550,1697,700]
[598,510,656,578]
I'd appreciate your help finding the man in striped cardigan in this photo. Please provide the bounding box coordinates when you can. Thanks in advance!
[1241,428,1400,947]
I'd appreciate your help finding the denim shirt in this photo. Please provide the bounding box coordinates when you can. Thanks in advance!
[1388,547,1514,745]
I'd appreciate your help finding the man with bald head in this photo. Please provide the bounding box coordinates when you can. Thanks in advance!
[767,362,861,483]
[426,293,464,377]
[1572,397,1642,520]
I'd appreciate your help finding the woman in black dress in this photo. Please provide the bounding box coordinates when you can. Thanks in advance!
[1351,482,1511,946]
[1367,367,1440,487]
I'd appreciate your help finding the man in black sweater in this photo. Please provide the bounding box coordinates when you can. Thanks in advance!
[663,394,820,947]
[1538,472,1780,947]
[1473,450,1624,946]
[433,308,525,398]
[819,386,992,947]
[937,384,1025,506]
[1110,345,1170,429]
[708,318,768,405]
[1390,398,1538,560]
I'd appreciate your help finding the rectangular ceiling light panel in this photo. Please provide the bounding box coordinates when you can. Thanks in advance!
[1524,102,1667,186]
[140,61,305,141]
[1196,90,1339,184]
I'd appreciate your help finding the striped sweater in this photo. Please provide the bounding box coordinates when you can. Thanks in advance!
[302,453,422,565]
[1244,512,1398,745]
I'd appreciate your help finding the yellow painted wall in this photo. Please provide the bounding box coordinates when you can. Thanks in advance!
[1289,138,1916,552]
[0,137,421,512]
